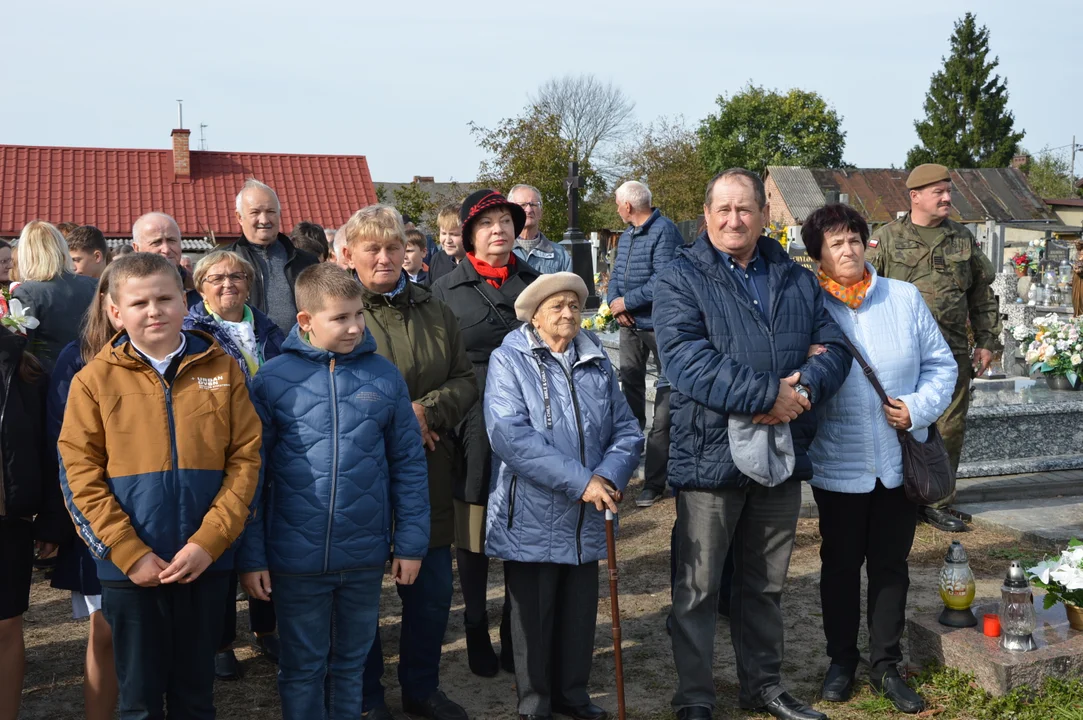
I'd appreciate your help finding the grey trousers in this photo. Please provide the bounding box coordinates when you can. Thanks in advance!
[618,327,671,493]
[671,482,801,711]
[505,560,599,716]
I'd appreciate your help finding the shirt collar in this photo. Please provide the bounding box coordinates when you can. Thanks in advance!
[719,246,764,271]
[131,333,187,376]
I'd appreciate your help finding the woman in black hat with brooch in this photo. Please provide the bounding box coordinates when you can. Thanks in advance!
[432,189,540,678]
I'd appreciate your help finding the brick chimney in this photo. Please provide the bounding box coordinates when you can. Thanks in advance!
[412,175,435,183]
[1011,153,1031,170]
[172,128,192,182]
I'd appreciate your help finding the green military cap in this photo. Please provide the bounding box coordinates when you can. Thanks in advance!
[906,163,951,189]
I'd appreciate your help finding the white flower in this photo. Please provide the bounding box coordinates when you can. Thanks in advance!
[1012,326,1030,341]
[1,299,40,335]
[1029,559,1059,585]
[1072,354,1083,366]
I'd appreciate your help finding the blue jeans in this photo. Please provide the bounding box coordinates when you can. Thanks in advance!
[101,572,228,720]
[363,546,453,710]
[273,568,384,720]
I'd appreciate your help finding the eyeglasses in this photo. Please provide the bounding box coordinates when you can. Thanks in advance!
[203,272,248,287]
[518,202,542,209]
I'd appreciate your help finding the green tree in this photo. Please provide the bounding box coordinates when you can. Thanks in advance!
[1020,147,1080,199]
[698,83,846,175]
[471,106,607,240]
[391,181,439,229]
[375,183,387,203]
[906,12,1025,168]
[616,116,712,223]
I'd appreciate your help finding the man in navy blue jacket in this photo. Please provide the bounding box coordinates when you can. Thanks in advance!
[654,169,850,720]
[607,181,683,507]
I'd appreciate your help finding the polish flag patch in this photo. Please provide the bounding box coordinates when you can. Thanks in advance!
[868,238,879,248]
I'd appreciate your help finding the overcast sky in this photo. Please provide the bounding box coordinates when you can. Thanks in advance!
[2,0,1080,183]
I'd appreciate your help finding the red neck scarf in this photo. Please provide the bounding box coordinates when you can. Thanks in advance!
[468,252,514,289]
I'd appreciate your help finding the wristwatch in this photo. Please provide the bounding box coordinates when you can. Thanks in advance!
[794,384,811,402]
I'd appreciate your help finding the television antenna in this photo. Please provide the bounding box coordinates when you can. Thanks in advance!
[199,123,209,151]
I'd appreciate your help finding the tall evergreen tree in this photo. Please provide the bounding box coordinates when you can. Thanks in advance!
[907,13,1024,169]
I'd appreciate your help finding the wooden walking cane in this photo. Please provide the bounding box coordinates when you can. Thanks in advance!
[605,509,627,720]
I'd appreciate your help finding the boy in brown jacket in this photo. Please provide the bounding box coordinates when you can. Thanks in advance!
[59,252,262,719]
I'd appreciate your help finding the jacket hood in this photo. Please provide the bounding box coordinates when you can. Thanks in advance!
[100,329,221,370]
[280,323,378,363]
[505,323,607,366]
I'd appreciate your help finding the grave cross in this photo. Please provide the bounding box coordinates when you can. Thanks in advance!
[564,161,584,232]
[559,161,599,309]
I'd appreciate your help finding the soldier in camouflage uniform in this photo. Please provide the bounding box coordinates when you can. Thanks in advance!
[866,164,1002,533]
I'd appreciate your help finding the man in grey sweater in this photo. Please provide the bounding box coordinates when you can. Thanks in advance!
[225,180,319,333]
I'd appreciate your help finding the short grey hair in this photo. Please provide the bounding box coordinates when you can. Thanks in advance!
[507,184,542,203]
[616,181,652,211]
[704,169,767,209]
[132,212,180,246]
[235,178,281,214]
[333,225,348,255]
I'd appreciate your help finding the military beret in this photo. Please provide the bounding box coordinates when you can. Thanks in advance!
[906,163,951,190]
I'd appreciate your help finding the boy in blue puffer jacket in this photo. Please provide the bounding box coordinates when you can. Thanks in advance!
[237,264,430,720]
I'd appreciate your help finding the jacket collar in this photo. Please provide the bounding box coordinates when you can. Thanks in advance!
[360,275,432,309]
[444,254,541,290]
[517,233,557,256]
[236,232,300,260]
[682,232,795,323]
[630,208,662,236]
[187,301,278,337]
[280,324,378,364]
[507,323,606,367]
[102,329,219,371]
[821,262,882,309]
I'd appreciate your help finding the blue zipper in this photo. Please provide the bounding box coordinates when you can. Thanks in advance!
[324,357,339,573]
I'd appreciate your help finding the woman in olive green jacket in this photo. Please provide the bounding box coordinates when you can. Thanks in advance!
[342,204,478,719]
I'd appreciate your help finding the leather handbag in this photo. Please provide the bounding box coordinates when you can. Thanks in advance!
[839,335,955,506]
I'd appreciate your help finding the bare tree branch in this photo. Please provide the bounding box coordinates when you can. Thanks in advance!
[532,74,636,168]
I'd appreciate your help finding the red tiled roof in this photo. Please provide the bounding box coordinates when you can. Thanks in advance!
[0,141,377,238]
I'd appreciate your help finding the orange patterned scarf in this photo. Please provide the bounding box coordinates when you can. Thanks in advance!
[818,268,872,309]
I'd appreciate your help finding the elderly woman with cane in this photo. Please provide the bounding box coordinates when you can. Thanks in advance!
[484,272,643,720]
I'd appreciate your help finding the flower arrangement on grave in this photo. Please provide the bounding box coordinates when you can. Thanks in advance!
[1011,314,1083,388]
[1027,538,1083,631]
[766,221,789,250]
[582,301,616,333]
[0,287,39,336]
[1010,250,1038,277]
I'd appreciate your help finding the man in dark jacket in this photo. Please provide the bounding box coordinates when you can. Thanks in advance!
[655,169,850,720]
[607,181,683,507]
[224,179,319,332]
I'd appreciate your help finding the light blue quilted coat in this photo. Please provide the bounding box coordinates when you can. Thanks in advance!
[484,326,643,565]
[809,265,957,493]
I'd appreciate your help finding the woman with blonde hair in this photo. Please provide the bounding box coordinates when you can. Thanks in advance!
[12,221,97,371]
[48,264,123,720]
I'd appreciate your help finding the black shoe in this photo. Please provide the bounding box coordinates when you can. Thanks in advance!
[552,702,607,720]
[464,613,498,678]
[821,664,855,703]
[402,690,469,720]
[756,692,827,720]
[365,704,399,720]
[214,649,242,681]
[253,633,281,664]
[676,707,712,720]
[919,506,966,533]
[870,675,925,714]
[636,487,664,508]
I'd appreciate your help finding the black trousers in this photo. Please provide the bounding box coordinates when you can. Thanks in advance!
[221,571,276,649]
[505,561,599,716]
[813,481,917,679]
[102,572,229,720]
[618,327,671,493]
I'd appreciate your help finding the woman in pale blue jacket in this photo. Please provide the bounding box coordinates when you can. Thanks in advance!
[804,205,956,716]
[485,272,643,720]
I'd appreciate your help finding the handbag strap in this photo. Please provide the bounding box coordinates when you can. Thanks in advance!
[838,333,893,406]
